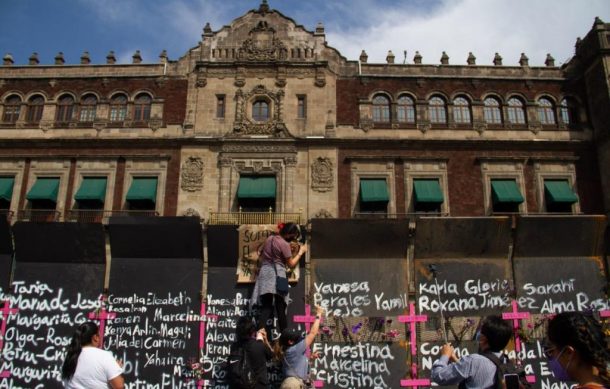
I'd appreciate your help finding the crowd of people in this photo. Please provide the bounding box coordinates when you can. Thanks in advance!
[61,223,610,389]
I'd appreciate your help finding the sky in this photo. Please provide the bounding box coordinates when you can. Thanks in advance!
[0,0,609,67]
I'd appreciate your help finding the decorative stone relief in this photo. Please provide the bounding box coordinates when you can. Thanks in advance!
[418,122,431,133]
[311,157,334,192]
[360,117,373,132]
[39,121,52,132]
[238,21,288,62]
[182,208,201,218]
[232,84,289,137]
[181,156,204,192]
[314,209,333,218]
[196,68,207,88]
[149,116,163,132]
[474,121,487,135]
[529,122,542,134]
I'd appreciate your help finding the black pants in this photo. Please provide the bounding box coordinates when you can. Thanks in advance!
[258,293,287,332]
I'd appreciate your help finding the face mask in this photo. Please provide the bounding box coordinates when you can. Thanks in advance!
[475,330,481,341]
[549,347,572,381]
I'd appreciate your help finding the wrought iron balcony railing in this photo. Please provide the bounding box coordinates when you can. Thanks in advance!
[209,210,302,225]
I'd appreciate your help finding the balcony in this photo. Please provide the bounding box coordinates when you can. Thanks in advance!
[65,210,159,223]
[17,209,61,222]
[353,212,448,219]
[209,210,302,225]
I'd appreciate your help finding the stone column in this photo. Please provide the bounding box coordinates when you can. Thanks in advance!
[218,156,233,211]
[284,156,297,213]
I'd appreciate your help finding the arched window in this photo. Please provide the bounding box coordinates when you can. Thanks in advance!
[372,95,390,122]
[396,95,415,123]
[26,95,44,123]
[110,94,128,122]
[79,94,97,122]
[56,95,74,122]
[2,95,22,123]
[507,97,526,125]
[133,93,152,121]
[252,100,269,122]
[537,97,556,125]
[429,96,447,124]
[483,97,502,124]
[453,97,471,124]
[560,98,576,125]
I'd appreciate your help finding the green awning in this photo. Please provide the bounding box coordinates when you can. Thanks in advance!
[0,177,14,201]
[26,177,59,202]
[126,177,158,202]
[237,176,276,199]
[360,179,389,203]
[544,180,578,204]
[413,179,444,204]
[74,177,107,202]
[491,179,524,204]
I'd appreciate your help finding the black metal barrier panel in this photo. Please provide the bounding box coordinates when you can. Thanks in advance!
[106,217,203,387]
[205,225,305,389]
[414,217,513,388]
[1,222,105,388]
[0,218,13,293]
[512,215,608,389]
[310,219,410,389]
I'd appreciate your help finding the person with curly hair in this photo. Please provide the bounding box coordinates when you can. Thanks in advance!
[545,311,610,388]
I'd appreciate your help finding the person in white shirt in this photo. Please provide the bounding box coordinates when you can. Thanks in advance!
[62,321,124,389]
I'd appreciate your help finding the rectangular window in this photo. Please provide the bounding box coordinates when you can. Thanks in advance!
[359,179,389,215]
[297,95,307,119]
[544,179,577,213]
[413,179,444,214]
[490,179,524,214]
[216,95,225,118]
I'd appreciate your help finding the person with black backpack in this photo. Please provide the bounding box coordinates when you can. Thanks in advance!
[228,317,273,389]
[432,315,529,389]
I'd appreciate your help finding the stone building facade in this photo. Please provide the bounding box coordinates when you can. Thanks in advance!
[0,1,608,223]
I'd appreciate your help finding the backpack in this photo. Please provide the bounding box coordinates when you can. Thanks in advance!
[481,351,532,389]
[228,342,257,389]
[457,352,531,389]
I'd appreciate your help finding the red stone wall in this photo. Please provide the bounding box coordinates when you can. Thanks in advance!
[0,78,188,125]
[337,146,604,218]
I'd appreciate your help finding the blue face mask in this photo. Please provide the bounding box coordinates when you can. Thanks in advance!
[549,347,572,381]
[474,330,481,341]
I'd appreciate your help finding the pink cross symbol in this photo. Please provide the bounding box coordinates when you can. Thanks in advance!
[197,303,218,351]
[293,304,324,387]
[294,304,323,357]
[399,303,430,388]
[88,296,116,348]
[0,299,18,379]
[600,310,610,318]
[0,300,18,352]
[501,300,530,353]
[502,300,535,383]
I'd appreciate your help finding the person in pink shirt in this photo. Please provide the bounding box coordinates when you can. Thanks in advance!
[250,222,307,332]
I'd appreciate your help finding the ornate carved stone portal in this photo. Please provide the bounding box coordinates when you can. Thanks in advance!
[311,157,334,192]
[181,156,204,192]
[232,84,289,137]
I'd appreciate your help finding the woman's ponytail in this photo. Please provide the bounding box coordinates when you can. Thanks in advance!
[61,321,99,380]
